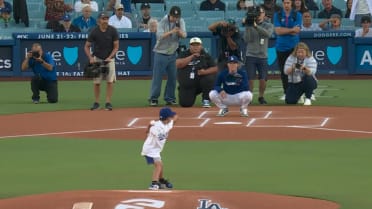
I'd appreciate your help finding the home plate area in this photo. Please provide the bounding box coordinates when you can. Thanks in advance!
[126,110,329,129]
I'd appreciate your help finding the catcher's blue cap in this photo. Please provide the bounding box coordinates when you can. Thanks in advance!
[227,55,239,63]
[159,107,176,120]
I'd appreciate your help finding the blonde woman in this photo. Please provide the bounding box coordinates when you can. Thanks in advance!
[284,42,317,106]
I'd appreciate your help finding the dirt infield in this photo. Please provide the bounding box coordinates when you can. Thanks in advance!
[1,106,371,209]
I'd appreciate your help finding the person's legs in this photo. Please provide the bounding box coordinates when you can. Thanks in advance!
[149,53,166,102]
[152,160,163,182]
[199,74,216,101]
[302,75,317,99]
[30,76,40,102]
[178,87,196,107]
[46,80,58,103]
[285,83,303,104]
[164,54,177,103]
[245,56,257,92]
[276,50,293,94]
[94,83,100,103]
[105,58,116,104]
[209,90,227,109]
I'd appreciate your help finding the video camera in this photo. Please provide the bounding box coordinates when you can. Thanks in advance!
[84,61,109,78]
[244,6,261,26]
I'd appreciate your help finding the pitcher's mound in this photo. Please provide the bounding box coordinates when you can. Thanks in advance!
[0,190,339,209]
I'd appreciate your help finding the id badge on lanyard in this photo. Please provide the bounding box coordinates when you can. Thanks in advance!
[190,65,195,79]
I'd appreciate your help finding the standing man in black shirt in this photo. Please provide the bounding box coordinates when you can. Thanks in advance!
[84,12,119,111]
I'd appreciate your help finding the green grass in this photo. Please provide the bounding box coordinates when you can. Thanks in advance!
[1,79,372,209]
[0,79,371,114]
[1,138,372,209]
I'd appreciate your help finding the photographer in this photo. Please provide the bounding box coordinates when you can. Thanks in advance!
[284,42,317,106]
[208,19,242,71]
[21,43,58,104]
[243,6,274,104]
[176,37,217,108]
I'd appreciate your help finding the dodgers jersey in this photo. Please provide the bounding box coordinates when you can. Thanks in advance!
[141,120,174,158]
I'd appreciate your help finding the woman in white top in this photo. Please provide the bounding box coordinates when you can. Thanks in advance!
[74,0,99,12]
[349,0,372,27]
[284,42,318,106]
[141,107,178,190]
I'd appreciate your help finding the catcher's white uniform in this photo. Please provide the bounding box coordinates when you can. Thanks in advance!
[141,120,174,159]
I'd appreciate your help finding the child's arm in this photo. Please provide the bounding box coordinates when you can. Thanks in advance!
[172,115,179,124]
[146,120,156,134]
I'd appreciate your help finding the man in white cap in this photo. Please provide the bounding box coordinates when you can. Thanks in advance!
[108,3,132,29]
[176,37,217,108]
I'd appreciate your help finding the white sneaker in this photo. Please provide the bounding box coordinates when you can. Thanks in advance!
[298,95,305,104]
[304,98,312,106]
[279,94,286,100]
[311,94,316,101]
[217,108,228,117]
[240,108,248,117]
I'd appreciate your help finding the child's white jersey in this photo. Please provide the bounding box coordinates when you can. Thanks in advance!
[141,120,174,158]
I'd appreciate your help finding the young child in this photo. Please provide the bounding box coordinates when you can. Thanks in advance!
[141,107,178,190]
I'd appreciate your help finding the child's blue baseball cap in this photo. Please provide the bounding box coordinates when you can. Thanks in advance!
[159,107,176,120]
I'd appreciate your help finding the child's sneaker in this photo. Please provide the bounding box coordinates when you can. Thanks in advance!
[240,108,248,117]
[159,178,173,189]
[148,182,160,190]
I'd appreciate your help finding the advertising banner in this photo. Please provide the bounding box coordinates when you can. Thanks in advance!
[0,46,12,72]
[355,45,372,74]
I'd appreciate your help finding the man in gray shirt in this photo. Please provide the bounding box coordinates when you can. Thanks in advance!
[148,6,187,106]
[243,6,274,104]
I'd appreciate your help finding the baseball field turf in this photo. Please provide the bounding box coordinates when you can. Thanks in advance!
[0,79,372,209]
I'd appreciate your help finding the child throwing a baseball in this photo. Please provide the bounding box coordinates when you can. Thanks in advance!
[141,107,178,190]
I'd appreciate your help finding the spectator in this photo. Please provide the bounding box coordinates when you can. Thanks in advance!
[44,0,73,22]
[12,0,28,27]
[284,42,317,106]
[350,0,372,27]
[355,15,372,37]
[200,0,226,11]
[72,4,97,32]
[301,10,321,31]
[148,6,187,106]
[261,0,282,22]
[106,0,132,13]
[108,3,132,28]
[319,13,342,30]
[345,0,352,18]
[236,0,247,10]
[0,0,12,27]
[53,14,81,32]
[317,0,342,19]
[176,37,217,108]
[293,0,308,14]
[138,2,151,30]
[21,43,58,104]
[273,0,302,100]
[243,6,274,105]
[209,55,252,117]
[208,19,242,71]
[84,12,119,111]
[143,18,157,32]
[74,0,99,12]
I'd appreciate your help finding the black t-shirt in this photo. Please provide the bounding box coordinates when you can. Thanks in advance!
[87,25,119,59]
[213,26,242,62]
[177,49,216,81]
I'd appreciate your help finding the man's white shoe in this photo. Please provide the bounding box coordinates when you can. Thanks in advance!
[279,94,286,100]
[304,98,312,106]
[311,94,316,101]
[240,108,248,117]
[298,95,305,104]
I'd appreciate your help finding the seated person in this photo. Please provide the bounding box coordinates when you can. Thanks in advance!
[284,42,317,106]
[44,0,73,22]
[74,0,99,12]
[176,37,217,108]
[319,13,342,30]
[72,4,97,32]
[138,2,152,30]
[301,10,321,31]
[317,0,342,19]
[108,3,132,29]
[106,0,132,13]
[200,0,226,11]
[0,0,12,27]
[261,0,282,22]
[53,14,81,32]
[355,15,372,37]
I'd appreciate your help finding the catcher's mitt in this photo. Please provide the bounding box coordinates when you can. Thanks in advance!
[83,62,103,78]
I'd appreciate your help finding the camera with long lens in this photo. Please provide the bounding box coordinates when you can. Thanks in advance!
[221,25,237,36]
[244,6,260,26]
